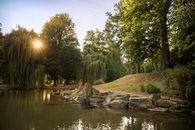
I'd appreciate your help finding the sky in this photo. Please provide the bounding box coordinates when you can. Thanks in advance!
[0,0,119,47]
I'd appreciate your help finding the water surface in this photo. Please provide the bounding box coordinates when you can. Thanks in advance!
[0,90,194,130]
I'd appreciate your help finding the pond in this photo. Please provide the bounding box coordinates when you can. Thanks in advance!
[0,90,194,130]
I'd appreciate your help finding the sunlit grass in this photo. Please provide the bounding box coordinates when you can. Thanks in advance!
[95,72,162,96]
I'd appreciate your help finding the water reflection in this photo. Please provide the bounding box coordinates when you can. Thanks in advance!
[118,116,137,130]
[43,90,51,102]
[53,117,156,130]
[67,119,112,130]
[142,121,155,130]
[0,90,194,130]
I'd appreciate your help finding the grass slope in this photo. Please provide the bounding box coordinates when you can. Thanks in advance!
[95,72,162,96]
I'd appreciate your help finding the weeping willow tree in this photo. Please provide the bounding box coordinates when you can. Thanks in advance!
[82,30,107,84]
[82,53,106,84]
[3,26,44,88]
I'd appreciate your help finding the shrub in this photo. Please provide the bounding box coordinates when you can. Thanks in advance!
[145,84,160,94]
[140,83,160,94]
[163,66,195,100]
[140,84,145,92]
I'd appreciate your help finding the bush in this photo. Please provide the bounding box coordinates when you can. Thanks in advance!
[163,66,195,100]
[140,83,160,94]
[140,84,145,92]
[145,84,160,94]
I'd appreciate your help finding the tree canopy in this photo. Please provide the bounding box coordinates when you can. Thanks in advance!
[42,13,81,86]
[2,26,44,87]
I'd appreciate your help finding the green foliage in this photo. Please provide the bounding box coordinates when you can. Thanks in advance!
[42,13,78,48]
[82,53,107,84]
[118,0,163,73]
[163,66,195,100]
[82,13,124,83]
[145,84,160,94]
[82,30,107,84]
[2,26,43,87]
[42,13,80,85]
[170,1,195,68]
[140,83,160,94]
[104,13,124,81]
[59,46,82,84]
[117,0,195,73]
[140,84,145,92]
[29,65,45,88]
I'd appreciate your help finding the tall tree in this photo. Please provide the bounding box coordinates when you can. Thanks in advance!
[118,0,173,72]
[118,0,161,73]
[104,12,124,81]
[42,13,79,86]
[82,30,107,84]
[3,26,44,87]
[59,46,82,85]
[170,0,195,68]
[154,0,172,67]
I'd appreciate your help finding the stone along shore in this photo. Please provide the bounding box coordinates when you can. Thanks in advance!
[50,83,191,113]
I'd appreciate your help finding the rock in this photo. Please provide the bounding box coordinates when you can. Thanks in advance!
[170,98,188,105]
[92,88,100,95]
[67,88,84,103]
[80,83,94,107]
[60,90,66,96]
[168,103,190,113]
[61,90,72,96]
[129,97,154,110]
[91,94,106,99]
[155,99,176,108]
[107,100,129,109]
[169,104,180,110]
[95,93,130,109]
[81,98,93,108]
[169,108,186,113]
[52,90,60,95]
[82,83,93,98]
[103,94,115,106]
[179,104,190,108]
[63,95,71,101]
[161,96,170,100]
[148,107,168,112]
[90,98,104,107]
[114,94,130,101]
[149,94,160,101]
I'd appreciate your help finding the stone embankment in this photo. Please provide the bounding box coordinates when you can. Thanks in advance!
[50,83,191,113]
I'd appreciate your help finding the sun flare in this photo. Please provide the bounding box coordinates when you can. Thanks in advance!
[33,39,43,49]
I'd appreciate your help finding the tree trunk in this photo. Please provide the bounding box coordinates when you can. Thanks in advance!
[160,0,172,68]
[135,62,141,73]
[82,65,87,85]
[53,79,57,87]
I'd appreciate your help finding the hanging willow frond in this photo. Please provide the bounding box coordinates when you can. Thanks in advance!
[83,53,107,84]
[3,27,44,88]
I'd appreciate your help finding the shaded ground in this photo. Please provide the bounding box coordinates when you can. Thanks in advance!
[95,72,162,97]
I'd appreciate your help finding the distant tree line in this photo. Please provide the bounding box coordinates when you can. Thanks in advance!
[0,0,194,88]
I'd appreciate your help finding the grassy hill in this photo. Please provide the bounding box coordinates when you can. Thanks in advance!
[95,72,162,96]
